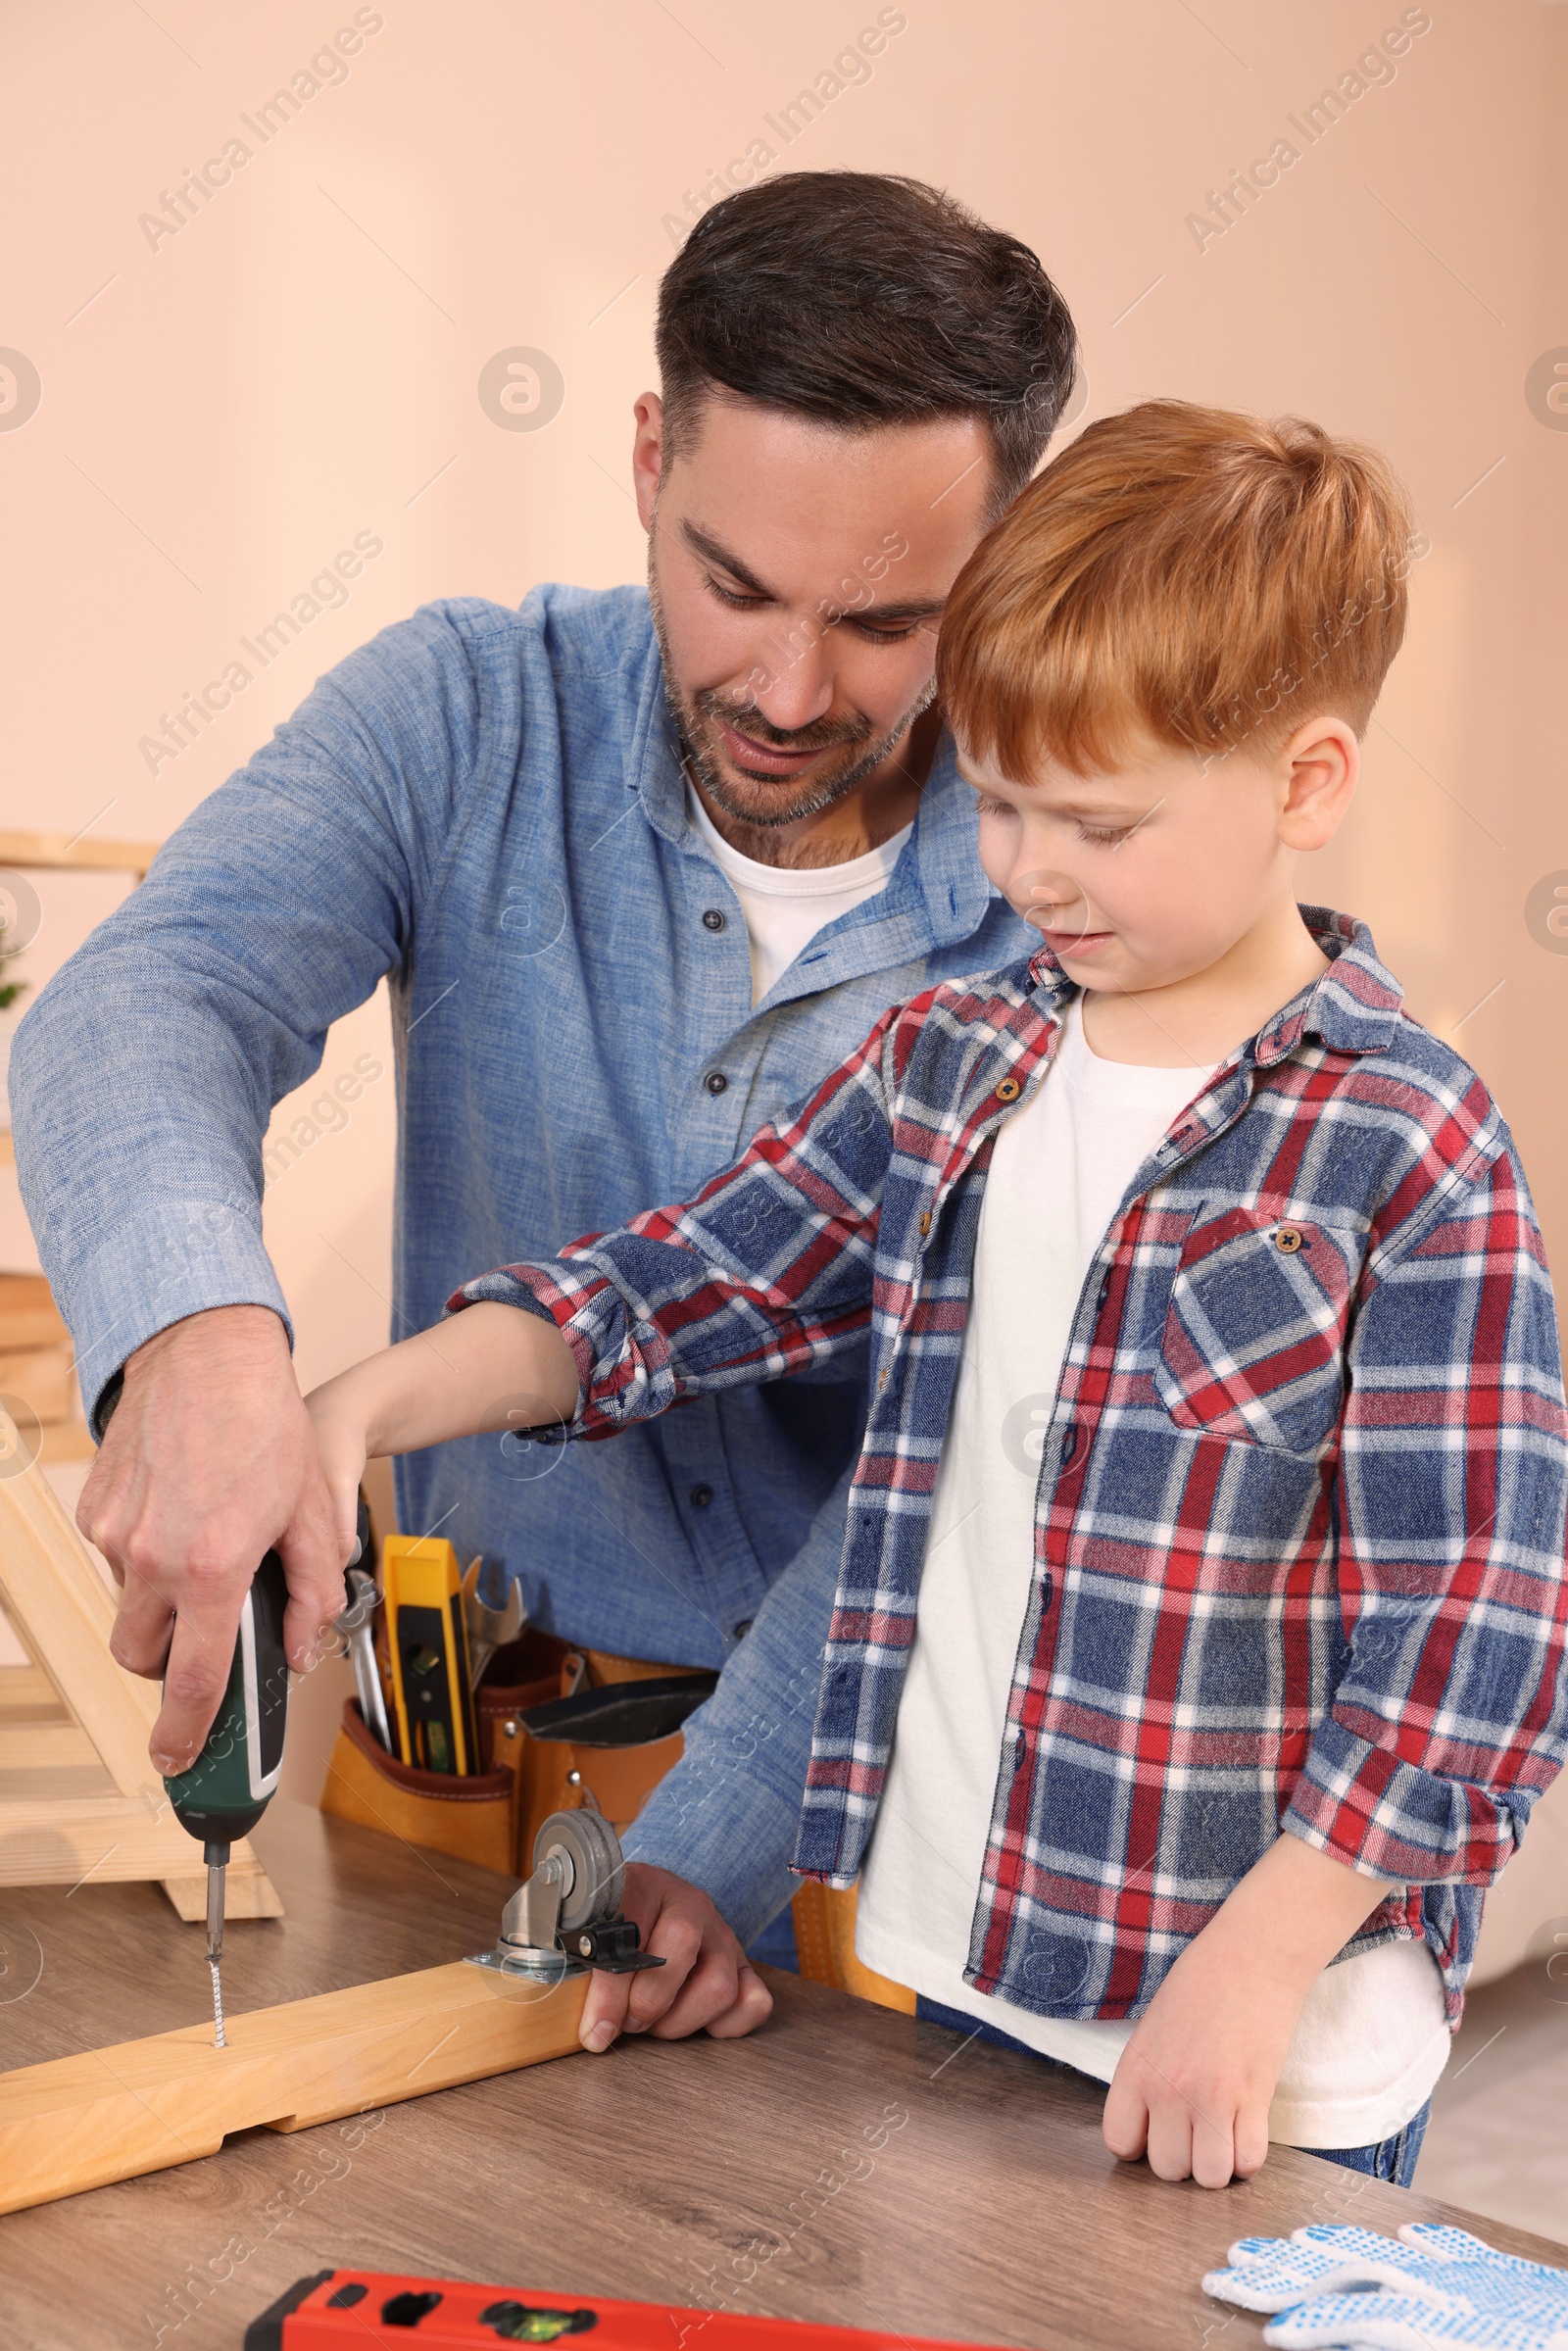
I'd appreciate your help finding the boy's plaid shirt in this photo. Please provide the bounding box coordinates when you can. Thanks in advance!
[457,910,1568,2025]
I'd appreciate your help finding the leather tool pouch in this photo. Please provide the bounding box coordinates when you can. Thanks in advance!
[320,1625,715,1877]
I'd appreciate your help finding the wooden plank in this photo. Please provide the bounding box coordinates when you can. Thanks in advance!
[0,827,161,876]
[0,1717,108,1772]
[0,1346,76,1423]
[0,1440,172,1795]
[0,1767,119,1799]
[0,1275,66,1351]
[0,1791,269,1883]
[159,1850,283,1921]
[0,1660,70,1721]
[0,1960,586,2215]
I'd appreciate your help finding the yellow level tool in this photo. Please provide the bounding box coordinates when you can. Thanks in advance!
[382,1535,479,1776]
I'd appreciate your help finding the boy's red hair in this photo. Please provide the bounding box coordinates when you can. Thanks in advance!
[937,398,1421,777]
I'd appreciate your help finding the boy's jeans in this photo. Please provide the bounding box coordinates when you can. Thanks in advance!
[914,1996,1430,2187]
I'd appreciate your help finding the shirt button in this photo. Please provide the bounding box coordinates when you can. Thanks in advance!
[732,1619,753,1640]
[704,1072,728,1097]
[690,1483,714,1508]
[702,907,726,932]
[1274,1225,1304,1254]
[918,1211,932,1236]
[1060,1426,1077,1462]
[995,1076,1022,1102]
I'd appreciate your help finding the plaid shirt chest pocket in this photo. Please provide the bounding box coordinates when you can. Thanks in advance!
[1152,1204,1361,1458]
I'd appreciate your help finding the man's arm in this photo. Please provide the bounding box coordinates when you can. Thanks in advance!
[12,608,483,1766]
[579,1460,853,2047]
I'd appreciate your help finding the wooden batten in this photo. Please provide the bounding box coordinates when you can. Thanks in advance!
[0,1961,587,2214]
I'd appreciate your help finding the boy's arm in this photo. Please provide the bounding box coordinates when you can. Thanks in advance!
[306,1004,908,1538]
[450,1003,905,1439]
[1102,1836,1392,2186]
[1105,1140,1568,2188]
[306,1300,581,1548]
[1289,1139,1568,1887]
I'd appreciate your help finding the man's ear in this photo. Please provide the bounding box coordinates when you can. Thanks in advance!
[1277,715,1359,853]
[631,392,664,533]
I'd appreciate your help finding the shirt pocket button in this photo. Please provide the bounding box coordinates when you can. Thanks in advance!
[1274,1224,1305,1253]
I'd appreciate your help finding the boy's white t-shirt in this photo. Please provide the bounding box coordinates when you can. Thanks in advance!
[855,998,1450,2149]
[688,789,912,1007]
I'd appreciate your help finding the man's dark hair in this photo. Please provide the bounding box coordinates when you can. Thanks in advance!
[655,171,1077,514]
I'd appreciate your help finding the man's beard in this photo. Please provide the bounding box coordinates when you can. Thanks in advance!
[648,558,933,833]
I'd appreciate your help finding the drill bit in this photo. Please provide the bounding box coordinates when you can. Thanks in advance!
[204,1840,228,2048]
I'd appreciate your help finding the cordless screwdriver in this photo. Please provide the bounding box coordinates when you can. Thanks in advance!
[162,1547,289,2047]
[162,1498,371,2046]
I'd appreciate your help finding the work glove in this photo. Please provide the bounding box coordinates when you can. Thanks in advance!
[1202,2222,1568,2348]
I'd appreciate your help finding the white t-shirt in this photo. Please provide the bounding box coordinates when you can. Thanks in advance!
[688,789,912,1007]
[855,998,1449,2149]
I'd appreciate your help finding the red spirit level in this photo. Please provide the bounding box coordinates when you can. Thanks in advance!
[246,2274,1006,2351]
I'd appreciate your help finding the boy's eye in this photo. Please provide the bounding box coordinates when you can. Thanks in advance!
[973,794,1015,816]
[1076,823,1133,847]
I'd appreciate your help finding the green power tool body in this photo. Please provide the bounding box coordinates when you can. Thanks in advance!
[164,1549,291,2045]
[162,1499,370,2045]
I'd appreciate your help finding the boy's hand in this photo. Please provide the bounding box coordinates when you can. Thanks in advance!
[1102,1930,1301,2186]
[1101,1833,1395,2188]
[577,1864,773,2052]
[304,1383,373,1568]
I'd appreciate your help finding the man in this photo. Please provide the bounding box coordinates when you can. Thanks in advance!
[12,170,1073,1993]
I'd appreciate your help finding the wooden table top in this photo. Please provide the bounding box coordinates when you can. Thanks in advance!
[2,1797,1562,2351]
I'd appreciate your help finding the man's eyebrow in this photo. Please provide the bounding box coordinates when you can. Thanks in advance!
[681,521,774,598]
[680,518,945,623]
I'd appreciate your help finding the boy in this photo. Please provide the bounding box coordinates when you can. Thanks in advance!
[306,402,1568,2190]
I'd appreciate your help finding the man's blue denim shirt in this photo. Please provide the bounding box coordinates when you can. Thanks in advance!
[12,584,1031,1923]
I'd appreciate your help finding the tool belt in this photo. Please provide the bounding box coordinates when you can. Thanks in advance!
[319,1628,714,1879]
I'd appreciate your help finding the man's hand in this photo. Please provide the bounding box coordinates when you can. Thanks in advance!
[1101,1833,1394,2188]
[576,1863,773,2052]
[78,1305,349,1776]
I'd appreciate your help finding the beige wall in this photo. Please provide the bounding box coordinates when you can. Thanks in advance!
[2,5,1566,1889]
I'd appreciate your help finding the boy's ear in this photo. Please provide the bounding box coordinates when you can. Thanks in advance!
[1277,715,1359,852]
